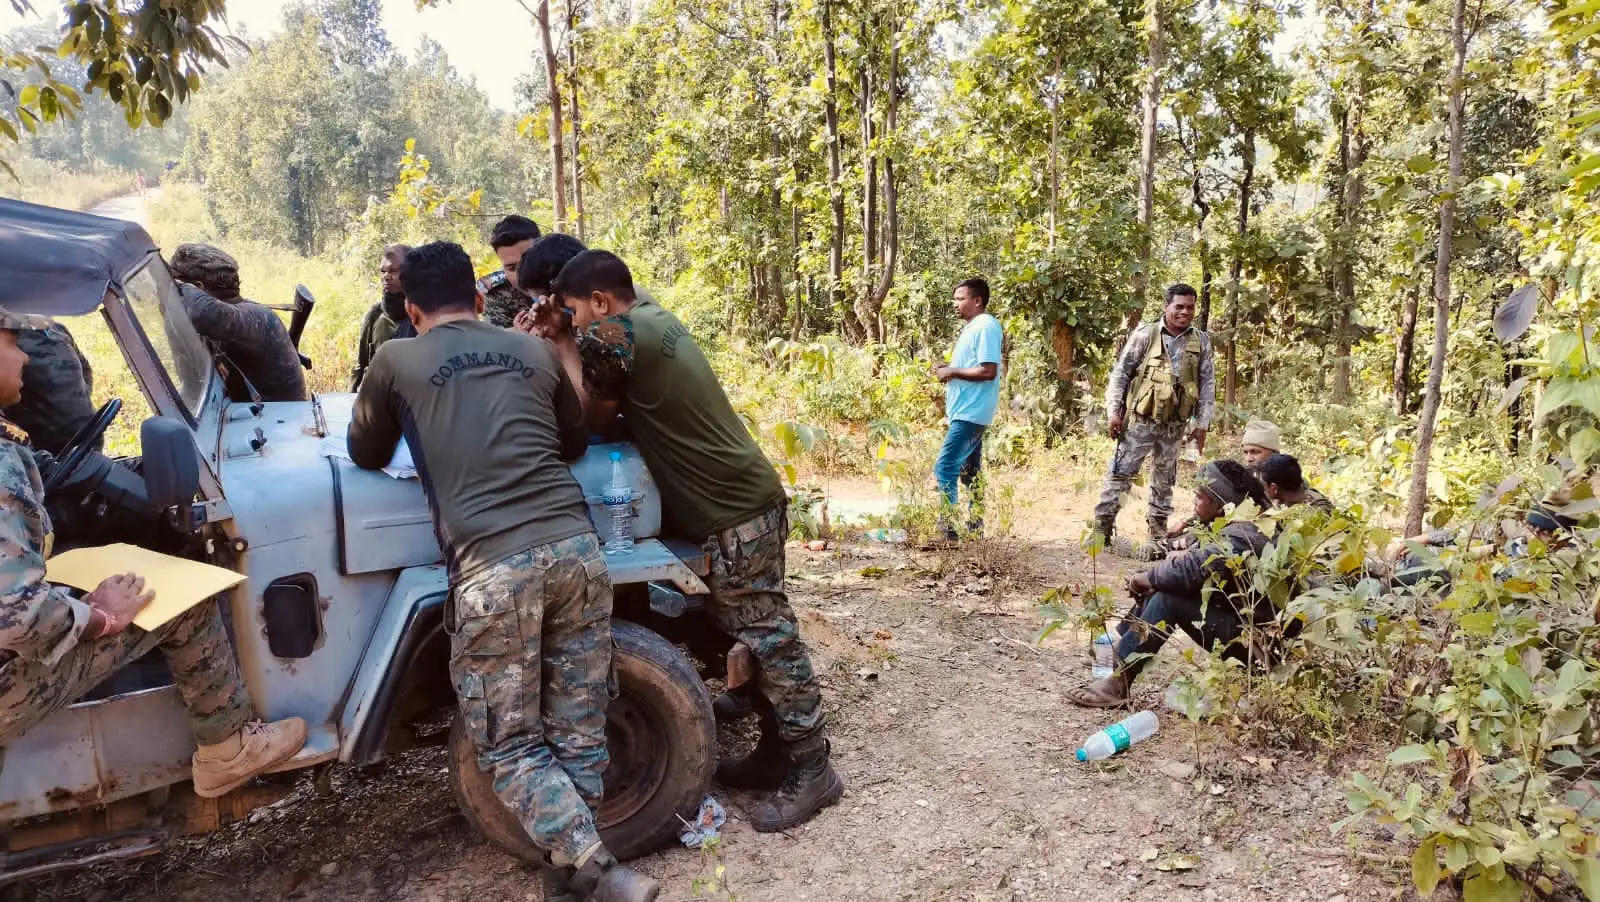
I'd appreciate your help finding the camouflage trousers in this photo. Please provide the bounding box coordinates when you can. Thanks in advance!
[0,600,251,748]
[703,503,825,743]
[1093,415,1188,531]
[449,532,613,866]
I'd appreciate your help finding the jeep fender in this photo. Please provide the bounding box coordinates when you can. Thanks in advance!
[341,565,449,766]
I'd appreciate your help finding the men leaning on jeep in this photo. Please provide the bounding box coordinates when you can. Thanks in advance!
[0,305,307,796]
[345,243,657,902]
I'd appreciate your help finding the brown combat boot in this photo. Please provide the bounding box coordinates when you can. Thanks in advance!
[748,733,844,833]
[715,702,788,791]
[569,846,659,902]
[192,717,308,798]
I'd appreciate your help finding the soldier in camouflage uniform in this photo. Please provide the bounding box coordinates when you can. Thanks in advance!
[347,244,654,902]
[1094,284,1216,549]
[530,250,841,834]
[479,269,532,329]
[0,306,306,797]
[4,321,96,455]
[169,244,307,403]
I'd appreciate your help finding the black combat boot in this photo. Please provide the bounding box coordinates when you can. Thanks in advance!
[748,733,844,833]
[715,699,788,790]
[711,689,753,723]
[569,846,659,902]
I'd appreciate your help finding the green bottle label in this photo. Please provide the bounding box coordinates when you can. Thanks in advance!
[1105,721,1132,752]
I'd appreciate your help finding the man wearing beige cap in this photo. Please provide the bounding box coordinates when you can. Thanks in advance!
[1240,419,1282,471]
[0,306,306,797]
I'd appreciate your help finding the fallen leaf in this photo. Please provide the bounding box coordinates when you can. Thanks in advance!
[1158,761,1196,781]
[1140,847,1159,862]
[1156,853,1203,872]
[874,628,894,640]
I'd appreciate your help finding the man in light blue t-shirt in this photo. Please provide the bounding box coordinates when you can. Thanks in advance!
[933,277,1004,541]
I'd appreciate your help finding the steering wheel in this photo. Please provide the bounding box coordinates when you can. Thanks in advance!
[43,398,122,495]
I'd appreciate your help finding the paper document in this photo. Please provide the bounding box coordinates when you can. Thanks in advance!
[314,392,417,479]
[45,544,246,631]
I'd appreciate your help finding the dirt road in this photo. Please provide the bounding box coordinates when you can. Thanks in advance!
[14,470,1397,901]
[87,188,159,226]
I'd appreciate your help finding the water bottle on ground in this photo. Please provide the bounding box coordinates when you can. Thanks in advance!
[1075,710,1159,762]
[603,450,634,556]
[1091,632,1115,680]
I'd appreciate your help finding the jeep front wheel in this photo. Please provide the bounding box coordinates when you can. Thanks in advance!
[447,619,716,863]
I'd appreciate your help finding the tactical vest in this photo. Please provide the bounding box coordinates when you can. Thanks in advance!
[1129,323,1203,423]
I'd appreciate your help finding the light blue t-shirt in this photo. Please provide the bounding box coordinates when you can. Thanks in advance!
[945,312,1004,426]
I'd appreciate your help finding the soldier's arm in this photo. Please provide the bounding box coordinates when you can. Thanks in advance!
[1104,327,1146,415]
[177,284,254,345]
[0,453,94,665]
[1196,334,1217,429]
[347,350,402,469]
[552,365,588,463]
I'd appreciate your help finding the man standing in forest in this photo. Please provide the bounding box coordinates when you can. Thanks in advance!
[525,250,843,833]
[351,244,413,390]
[1093,283,1215,550]
[347,243,656,902]
[933,277,1003,542]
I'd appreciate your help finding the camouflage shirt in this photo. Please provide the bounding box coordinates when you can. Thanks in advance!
[0,420,92,669]
[4,322,97,455]
[179,285,308,402]
[480,270,531,329]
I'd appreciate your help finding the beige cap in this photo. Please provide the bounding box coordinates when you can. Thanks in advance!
[1241,419,1282,452]
[0,305,49,332]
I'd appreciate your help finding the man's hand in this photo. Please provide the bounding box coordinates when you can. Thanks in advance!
[1189,426,1208,454]
[86,573,153,637]
[1125,571,1153,598]
[1109,411,1125,439]
[515,298,572,341]
[933,364,954,383]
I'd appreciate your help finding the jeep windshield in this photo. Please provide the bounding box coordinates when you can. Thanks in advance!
[121,256,212,418]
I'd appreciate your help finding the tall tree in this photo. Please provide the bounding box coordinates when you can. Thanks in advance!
[567,0,586,239]
[1404,0,1468,536]
[534,0,569,231]
[1129,0,1165,335]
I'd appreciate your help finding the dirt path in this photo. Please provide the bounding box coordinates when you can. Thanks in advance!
[87,188,160,226]
[14,472,1398,902]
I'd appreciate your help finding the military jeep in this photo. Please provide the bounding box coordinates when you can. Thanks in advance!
[0,199,727,881]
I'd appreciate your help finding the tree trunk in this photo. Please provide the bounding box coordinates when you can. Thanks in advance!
[1393,247,1426,414]
[861,28,899,344]
[1191,157,1212,330]
[1051,318,1076,416]
[1048,51,1062,252]
[536,0,567,231]
[858,35,879,343]
[1127,0,1165,336]
[1331,3,1370,404]
[821,0,853,339]
[1404,0,1467,537]
[566,0,585,240]
[1224,129,1255,410]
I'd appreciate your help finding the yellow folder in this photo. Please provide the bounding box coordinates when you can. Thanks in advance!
[45,544,246,631]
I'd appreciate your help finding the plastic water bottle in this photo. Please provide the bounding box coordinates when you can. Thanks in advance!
[1075,710,1159,762]
[1091,632,1115,680]
[603,451,634,556]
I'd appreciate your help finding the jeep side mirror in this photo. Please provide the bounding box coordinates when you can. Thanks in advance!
[141,417,200,531]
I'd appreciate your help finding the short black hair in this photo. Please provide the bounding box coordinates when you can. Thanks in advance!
[956,277,990,306]
[553,250,636,303]
[517,233,589,295]
[1166,283,1198,304]
[1211,458,1271,509]
[489,215,542,250]
[1259,453,1306,493]
[400,242,477,314]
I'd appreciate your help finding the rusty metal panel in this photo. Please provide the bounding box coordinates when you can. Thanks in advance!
[0,687,192,821]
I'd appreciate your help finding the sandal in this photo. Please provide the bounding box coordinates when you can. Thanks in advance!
[1065,678,1131,709]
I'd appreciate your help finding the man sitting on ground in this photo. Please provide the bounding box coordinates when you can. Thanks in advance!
[1068,460,1271,708]
[1258,453,1334,512]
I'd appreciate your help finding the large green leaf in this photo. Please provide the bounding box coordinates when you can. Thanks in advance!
[1412,837,1441,895]
[1462,874,1524,902]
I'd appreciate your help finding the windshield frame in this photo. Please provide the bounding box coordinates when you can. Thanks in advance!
[104,252,215,427]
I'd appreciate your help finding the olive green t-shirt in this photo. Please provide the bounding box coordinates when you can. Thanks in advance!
[348,319,591,580]
[578,300,783,539]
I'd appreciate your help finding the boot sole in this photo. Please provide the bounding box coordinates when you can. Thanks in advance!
[748,770,845,833]
[192,730,308,799]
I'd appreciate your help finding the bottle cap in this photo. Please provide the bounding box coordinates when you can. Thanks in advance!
[609,450,622,462]
[1075,749,1087,762]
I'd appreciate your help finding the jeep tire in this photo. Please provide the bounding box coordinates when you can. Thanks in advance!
[448,619,716,862]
